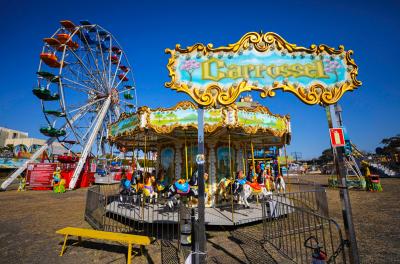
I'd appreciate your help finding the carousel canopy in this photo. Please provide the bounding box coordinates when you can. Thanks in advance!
[108,101,291,150]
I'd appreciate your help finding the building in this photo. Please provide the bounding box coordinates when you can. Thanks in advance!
[0,127,28,147]
[0,127,66,157]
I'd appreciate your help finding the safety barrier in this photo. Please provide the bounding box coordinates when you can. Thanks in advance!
[262,193,347,263]
[84,185,104,230]
[283,182,329,217]
[85,185,181,242]
[85,182,345,263]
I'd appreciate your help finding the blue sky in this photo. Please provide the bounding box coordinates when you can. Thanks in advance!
[0,0,399,159]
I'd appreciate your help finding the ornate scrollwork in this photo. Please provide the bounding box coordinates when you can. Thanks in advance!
[165,32,361,106]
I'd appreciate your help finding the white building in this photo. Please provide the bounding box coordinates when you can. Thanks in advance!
[0,127,66,156]
[0,127,28,147]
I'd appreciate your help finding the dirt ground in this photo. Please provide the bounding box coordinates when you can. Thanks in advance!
[0,176,399,263]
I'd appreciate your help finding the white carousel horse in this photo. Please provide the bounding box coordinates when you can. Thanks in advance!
[276,175,286,193]
[234,178,272,208]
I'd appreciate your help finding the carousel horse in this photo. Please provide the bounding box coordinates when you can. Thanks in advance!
[234,175,271,208]
[166,178,198,208]
[140,175,158,203]
[166,171,200,208]
[213,177,233,206]
[260,171,275,192]
[190,171,213,207]
[119,178,137,206]
[203,173,214,207]
[276,174,286,193]
[155,171,169,196]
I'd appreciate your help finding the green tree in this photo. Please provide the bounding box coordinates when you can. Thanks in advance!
[317,148,334,165]
[377,134,400,164]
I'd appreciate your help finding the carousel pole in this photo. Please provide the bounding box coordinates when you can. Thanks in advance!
[243,142,247,176]
[131,146,136,173]
[283,141,290,192]
[277,147,281,177]
[194,106,206,264]
[228,132,234,224]
[142,132,147,222]
[185,132,189,180]
[190,141,194,176]
[250,139,255,177]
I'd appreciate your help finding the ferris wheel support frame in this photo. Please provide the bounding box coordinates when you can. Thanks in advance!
[0,108,88,191]
[68,96,112,189]
[0,138,56,191]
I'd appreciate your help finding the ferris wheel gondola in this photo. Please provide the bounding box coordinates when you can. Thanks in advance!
[1,20,138,190]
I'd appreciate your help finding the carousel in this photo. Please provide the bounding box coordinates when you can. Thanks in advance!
[104,95,292,226]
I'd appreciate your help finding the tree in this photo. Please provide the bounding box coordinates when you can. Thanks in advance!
[377,134,400,164]
[317,148,334,165]
[375,147,384,155]
[0,144,14,158]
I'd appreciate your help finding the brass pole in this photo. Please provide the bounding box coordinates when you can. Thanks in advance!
[277,147,281,177]
[250,139,255,178]
[185,132,189,180]
[283,140,290,192]
[229,132,234,223]
[190,140,193,176]
[243,142,247,176]
[142,133,147,221]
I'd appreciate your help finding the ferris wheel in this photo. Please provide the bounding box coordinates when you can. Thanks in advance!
[1,20,137,190]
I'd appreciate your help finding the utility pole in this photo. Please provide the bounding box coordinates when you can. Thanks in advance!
[291,152,302,162]
[326,105,359,264]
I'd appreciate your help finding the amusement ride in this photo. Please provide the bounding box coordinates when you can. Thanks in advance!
[1,20,137,190]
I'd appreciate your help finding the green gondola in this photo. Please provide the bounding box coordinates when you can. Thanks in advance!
[50,76,60,83]
[32,87,60,101]
[37,71,55,79]
[40,127,66,137]
[124,92,134,100]
[44,110,66,117]
[126,103,135,108]
[36,71,60,83]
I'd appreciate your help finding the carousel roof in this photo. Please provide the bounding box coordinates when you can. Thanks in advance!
[108,101,291,150]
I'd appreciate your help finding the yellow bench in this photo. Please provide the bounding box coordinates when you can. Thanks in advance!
[56,227,154,264]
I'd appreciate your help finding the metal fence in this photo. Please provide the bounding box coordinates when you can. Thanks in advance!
[84,185,104,230]
[84,182,347,263]
[262,192,347,263]
[282,182,330,217]
[85,184,181,241]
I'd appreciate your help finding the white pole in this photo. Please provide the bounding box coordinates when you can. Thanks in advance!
[1,108,87,191]
[1,138,55,190]
[68,97,111,189]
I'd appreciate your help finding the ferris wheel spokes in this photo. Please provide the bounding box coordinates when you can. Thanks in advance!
[67,97,107,115]
[67,48,105,90]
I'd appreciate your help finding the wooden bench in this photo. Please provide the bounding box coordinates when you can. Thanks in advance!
[56,227,154,264]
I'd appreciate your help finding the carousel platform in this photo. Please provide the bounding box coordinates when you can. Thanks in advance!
[105,198,292,226]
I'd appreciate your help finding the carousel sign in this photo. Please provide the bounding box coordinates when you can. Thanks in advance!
[165,32,361,106]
